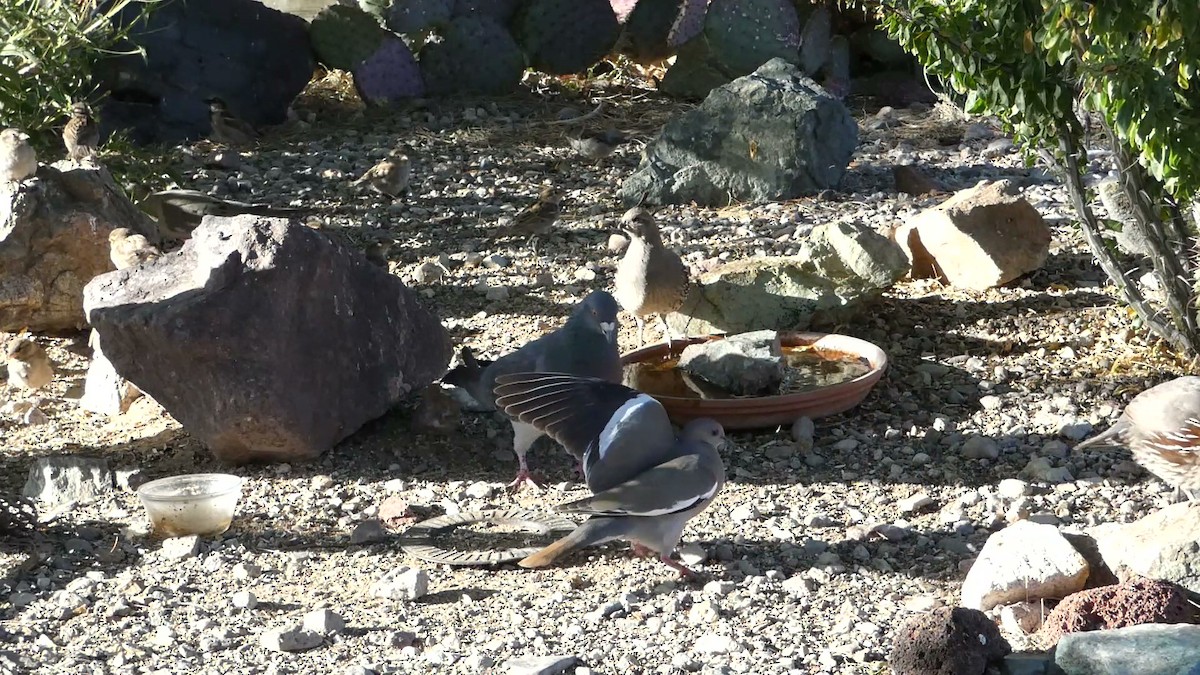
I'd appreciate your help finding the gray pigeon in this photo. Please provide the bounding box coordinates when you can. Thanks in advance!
[1075,375,1200,501]
[613,207,691,345]
[441,291,623,491]
[493,372,726,576]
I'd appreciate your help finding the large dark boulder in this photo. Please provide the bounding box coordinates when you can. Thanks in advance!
[83,215,452,464]
[94,0,315,145]
[619,57,858,206]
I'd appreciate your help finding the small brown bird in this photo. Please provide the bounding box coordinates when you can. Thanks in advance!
[488,186,562,249]
[567,129,627,161]
[612,207,691,345]
[351,152,411,200]
[63,101,100,161]
[108,228,161,270]
[1074,375,1200,501]
[205,97,258,146]
[0,128,37,183]
[5,337,54,391]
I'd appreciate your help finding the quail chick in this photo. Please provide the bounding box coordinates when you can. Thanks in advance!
[352,152,411,200]
[567,129,627,161]
[0,129,37,183]
[205,97,258,146]
[1074,375,1200,501]
[612,207,691,345]
[5,338,54,391]
[109,228,161,270]
[488,186,561,249]
[63,101,100,162]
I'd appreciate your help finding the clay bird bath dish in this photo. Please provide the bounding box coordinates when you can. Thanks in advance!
[621,331,888,430]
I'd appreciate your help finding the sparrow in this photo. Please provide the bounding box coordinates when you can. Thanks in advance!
[5,337,54,391]
[568,129,628,161]
[0,129,37,183]
[488,186,562,249]
[109,228,161,270]
[205,97,258,146]
[351,151,411,200]
[63,101,100,162]
[613,207,692,345]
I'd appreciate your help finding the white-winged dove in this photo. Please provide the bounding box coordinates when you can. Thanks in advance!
[494,372,726,576]
[442,290,623,491]
[1075,375,1200,501]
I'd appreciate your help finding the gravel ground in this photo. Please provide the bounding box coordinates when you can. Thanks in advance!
[0,74,1190,675]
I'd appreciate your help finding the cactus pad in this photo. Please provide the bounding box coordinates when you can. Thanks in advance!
[419,16,526,95]
[353,34,426,104]
[452,0,521,22]
[704,0,800,76]
[310,5,390,72]
[621,0,683,62]
[386,0,454,35]
[512,0,621,75]
[668,0,709,47]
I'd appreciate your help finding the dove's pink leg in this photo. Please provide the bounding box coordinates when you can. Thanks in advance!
[659,555,696,578]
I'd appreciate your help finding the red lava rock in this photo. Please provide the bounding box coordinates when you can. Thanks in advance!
[889,606,1010,675]
[379,497,418,529]
[1036,577,1197,648]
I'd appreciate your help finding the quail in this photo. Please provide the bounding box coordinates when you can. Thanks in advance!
[205,97,258,146]
[5,337,54,391]
[109,228,161,270]
[0,129,37,183]
[351,151,411,200]
[612,207,691,345]
[63,101,100,162]
[495,372,726,576]
[1074,375,1200,501]
[441,291,622,492]
[488,186,561,249]
[567,129,627,161]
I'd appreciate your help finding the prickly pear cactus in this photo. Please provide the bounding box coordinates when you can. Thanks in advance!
[452,0,521,22]
[512,0,620,75]
[310,5,391,72]
[704,0,800,76]
[621,0,683,62]
[668,0,709,47]
[798,4,832,75]
[419,16,526,95]
[353,34,426,104]
[386,0,453,35]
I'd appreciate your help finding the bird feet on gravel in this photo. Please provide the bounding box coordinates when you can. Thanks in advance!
[506,469,545,493]
[631,544,696,577]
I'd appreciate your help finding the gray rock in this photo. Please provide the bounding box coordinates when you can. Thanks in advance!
[1053,624,1200,675]
[161,535,201,560]
[302,608,345,635]
[1087,502,1200,596]
[678,330,784,396]
[666,221,908,335]
[79,331,142,417]
[502,655,578,675]
[259,624,323,652]
[0,163,157,331]
[83,215,452,464]
[350,518,388,545]
[231,590,257,609]
[961,435,1000,460]
[371,566,429,601]
[22,456,113,507]
[619,59,857,207]
[960,520,1089,611]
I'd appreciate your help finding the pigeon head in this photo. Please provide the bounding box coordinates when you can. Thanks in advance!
[569,290,620,344]
[681,418,726,450]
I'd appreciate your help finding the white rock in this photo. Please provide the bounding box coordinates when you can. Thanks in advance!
[607,233,629,254]
[464,481,493,500]
[413,262,443,284]
[311,475,334,491]
[259,624,322,652]
[678,543,708,566]
[781,575,815,596]
[232,590,257,609]
[730,503,760,521]
[702,580,736,597]
[161,536,200,560]
[694,633,737,654]
[232,562,262,580]
[303,608,345,635]
[372,566,429,601]
[898,492,934,514]
[502,655,577,675]
[997,479,1031,500]
[960,520,1089,610]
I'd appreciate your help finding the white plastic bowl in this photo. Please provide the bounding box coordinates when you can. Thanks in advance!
[136,473,244,538]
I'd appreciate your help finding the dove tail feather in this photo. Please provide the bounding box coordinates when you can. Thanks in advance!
[1074,417,1132,451]
[518,518,622,569]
